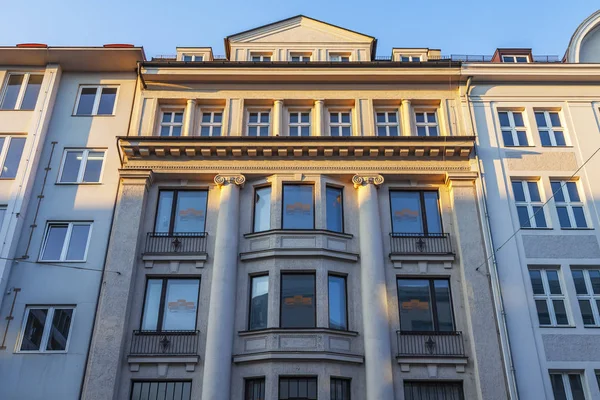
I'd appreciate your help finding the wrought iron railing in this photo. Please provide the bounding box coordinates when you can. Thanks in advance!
[397,331,465,357]
[144,232,207,254]
[130,330,199,355]
[389,233,453,255]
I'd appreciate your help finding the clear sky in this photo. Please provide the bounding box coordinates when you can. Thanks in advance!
[1,0,597,59]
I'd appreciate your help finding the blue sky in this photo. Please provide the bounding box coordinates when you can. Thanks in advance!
[1,0,597,59]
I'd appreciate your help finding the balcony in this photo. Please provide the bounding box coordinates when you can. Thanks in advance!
[389,233,454,269]
[142,232,208,270]
[396,331,467,373]
[128,330,200,374]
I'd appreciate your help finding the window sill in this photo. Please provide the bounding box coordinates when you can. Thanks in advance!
[71,114,115,117]
[55,182,103,186]
[538,325,576,328]
[559,227,594,231]
[541,145,574,149]
[519,227,554,230]
[0,109,34,112]
[244,229,352,240]
[37,259,87,263]
[15,350,68,354]
[0,177,17,180]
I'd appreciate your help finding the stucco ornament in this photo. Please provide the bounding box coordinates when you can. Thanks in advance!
[352,174,384,188]
[214,174,246,187]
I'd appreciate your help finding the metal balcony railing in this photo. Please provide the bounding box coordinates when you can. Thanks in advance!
[144,232,207,254]
[397,331,465,357]
[389,233,453,255]
[130,330,199,356]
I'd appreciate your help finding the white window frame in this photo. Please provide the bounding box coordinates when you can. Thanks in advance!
[375,110,401,136]
[502,55,530,63]
[536,110,568,147]
[328,110,352,136]
[329,54,350,62]
[39,222,93,262]
[414,109,439,136]
[57,149,106,184]
[198,109,223,137]
[16,306,76,353]
[288,110,311,136]
[73,85,119,116]
[182,54,203,62]
[530,268,570,327]
[250,54,272,62]
[551,179,588,229]
[0,73,44,110]
[290,53,311,62]
[400,55,421,62]
[499,110,529,146]
[511,180,548,228]
[246,109,271,136]
[158,109,185,137]
[549,372,587,400]
[572,268,600,326]
[0,135,26,179]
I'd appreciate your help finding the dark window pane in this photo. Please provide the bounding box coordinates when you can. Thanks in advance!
[66,224,90,260]
[171,126,182,137]
[1,137,26,178]
[498,112,509,127]
[568,374,585,400]
[377,126,387,136]
[415,112,425,123]
[173,191,208,233]
[424,192,442,234]
[512,181,525,202]
[97,87,117,115]
[566,182,581,202]
[535,300,551,325]
[573,207,587,228]
[259,127,269,136]
[579,300,595,325]
[301,113,309,123]
[20,308,48,350]
[513,112,524,127]
[1,74,24,110]
[571,270,588,294]
[41,224,68,260]
[330,113,339,123]
[283,185,314,229]
[398,279,433,331]
[557,207,570,228]
[162,279,200,330]
[60,151,83,182]
[589,270,600,294]
[326,186,343,233]
[376,112,386,123]
[245,378,265,400]
[535,112,547,127]
[131,381,191,400]
[341,126,351,136]
[328,275,347,330]
[249,275,269,330]
[341,113,350,123]
[553,300,568,325]
[550,113,561,127]
[173,113,183,123]
[550,374,567,400]
[540,130,551,146]
[290,113,298,124]
[301,126,309,136]
[330,378,350,400]
[532,206,547,228]
[502,130,514,146]
[141,279,163,331]
[546,270,562,294]
[281,274,316,328]
[83,151,104,182]
[254,187,271,232]
[388,112,397,123]
[429,126,438,136]
[330,126,338,136]
[527,181,541,202]
[554,131,566,146]
[404,381,464,400]
[388,126,399,136]
[248,126,257,136]
[21,75,43,110]
[160,126,171,136]
[213,126,222,136]
[529,270,545,294]
[390,191,423,234]
[517,131,528,145]
[551,181,564,202]
[249,113,258,123]
[417,126,427,137]
[46,308,73,351]
[76,87,97,115]
[517,206,531,228]
[434,280,454,331]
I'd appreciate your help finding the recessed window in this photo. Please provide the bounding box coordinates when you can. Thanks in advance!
[247,111,270,136]
[376,111,400,136]
[159,110,184,137]
[40,222,92,261]
[414,110,438,136]
[397,278,454,332]
[511,180,547,228]
[199,110,222,136]
[0,73,43,110]
[253,186,271,232]
[550,372,586,400]
[529,269,569,326]
[245,378,266,400]
[404,381,464,400]
[58,149,105,184]
[18,306,74,352]
[131,381,192,400]
[502,55,529,63]
[0,205,6,227]
[328,275,347,330]
[251,54,272,62]
[282,184,314,229]
[326,186,343,232]
[289,111,310,136]
[182,54,203,62]
[551,180,588,228]
[141,278,200,331]
[249,275,269,330]
[330,378,350,400]
[74,86,118,116]
[535,111,567,146]
[279,377,317,400]
[329,111,351,136]
[330,54,350,62]
[280,273,316,328]
[0,136,26,179]
[154,190,208,234]
[571,269,600,326]
[400,56,421,62]
[499,111,528,146]
[390,191,442,234]
[291,54,311,62]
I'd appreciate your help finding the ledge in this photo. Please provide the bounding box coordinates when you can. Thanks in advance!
[142,253,207,271]
[128,355,200,376]
[233,351,364,364]
[239,328,359,337]
[397,356,468,374]
[390,254,454,270]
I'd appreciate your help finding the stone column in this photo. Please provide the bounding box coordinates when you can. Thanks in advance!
[201,174,245,400]
[401,99,412,136]
[81,169,153,400]
[183,99,196,136]
[314,99,324,136]
[352,174,394,400]
[273,99,283,136]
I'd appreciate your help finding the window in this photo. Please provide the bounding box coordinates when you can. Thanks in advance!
[328,275,347,330]
[0,136,26,179]
[329,111,351,136]
[330,378,350,400]
[289,111,310,136]
[511,180,547,228]
[291,54,311,62]
[550,372,586,400]
[0,73,43,110]
[58,149,105,183]
[279,377,317,400]
[130,381,192,400]
[251,54,271,62]
[414,110,438,136]
[529,269,569,326]
[535,111,567,146]
[397,278,454,332]
[18,306,74,352]
[182,54,203,62]
[376,111,400,136]
[404,382,464,400]
[326,186,343,232]
[0,205,6,227]
[154,190,208,234]
[40,222,92,261]
[249,275,269,330]
[245,378,266,400]
[502,55,529,63]
[400,56,421,62]
[282,184,314,229]
[74,86,118,116]
[390,191,442,234]
[141,278,200,331]
[330,54,350,62]
[551,180,588,228]
[253,186,272,232]
[199,110,222,136]
[159,110,184,137]
[571,269,600,326]
[280,273,316,328]
[248,111,270,136]
[499,111,528,146]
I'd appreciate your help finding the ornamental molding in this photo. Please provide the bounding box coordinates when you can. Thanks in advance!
[352,174,384,188]
[120,164,472,173]
[214,174,246,188]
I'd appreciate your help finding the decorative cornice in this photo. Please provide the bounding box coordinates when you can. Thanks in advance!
[118,169,154,190]
[214,174,246,188]
[352,174,384,188]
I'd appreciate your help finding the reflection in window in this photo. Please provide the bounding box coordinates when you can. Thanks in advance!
[75,86,117,116]
[253,186,271,232]
[529,269,569,326]
[328,275,347,330]
[397,278,454,332]
[390,191,441,234]
[40,222,92,261]
[19,306,74,352]
[283,185,314,229]
[281,274,315,328]
[154,190,208,234]
[0,136,26,178]
[550,372,585,400]
[59,149,105,183]
[0,73,43,110]
[249,275,269,330]
[141,278,200,331]
[326,186,343,232]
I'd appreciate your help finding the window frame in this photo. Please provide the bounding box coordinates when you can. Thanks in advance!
[389,189,443,235]
[39,221,93,262]
[375,110,401,136]
[245,377,266,400]
[16,305,76,353]
[73,85,119,116]
[511,179,548,229]
[551,179,589,229]
[325,184,344,233]
[330,377,351,400]
[250,54,272,62]
[158,109,185,137]
[0,72,44,110]
[329,54,350,62]
[199,109,223,137]
[182,54,203,62]
[571,268,600,327]
[153,189,209,235]
[549,372,587,400]
[290,53,311,62]
[288,110,311,137]
[400,55,421,62]
[279,376,318,400]
[281,183,315,230]
[252,184,272,233]
[535,110,568,147]
[498,110,529,146]
[413,109,439,136]
[328,273,348,331]
[529,268,570,327]
[57,148,106,184]
[130,380,193,400]
[396,277,456,332]
[502,55,530,63]
[0,135,27,179]
[279,272,317,329]
[248,273,269,331]
[404,381,465,400]
[328,110,352,137]
[246,109,271,136]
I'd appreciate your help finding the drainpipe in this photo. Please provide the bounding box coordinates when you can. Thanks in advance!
[465,76,520,399]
